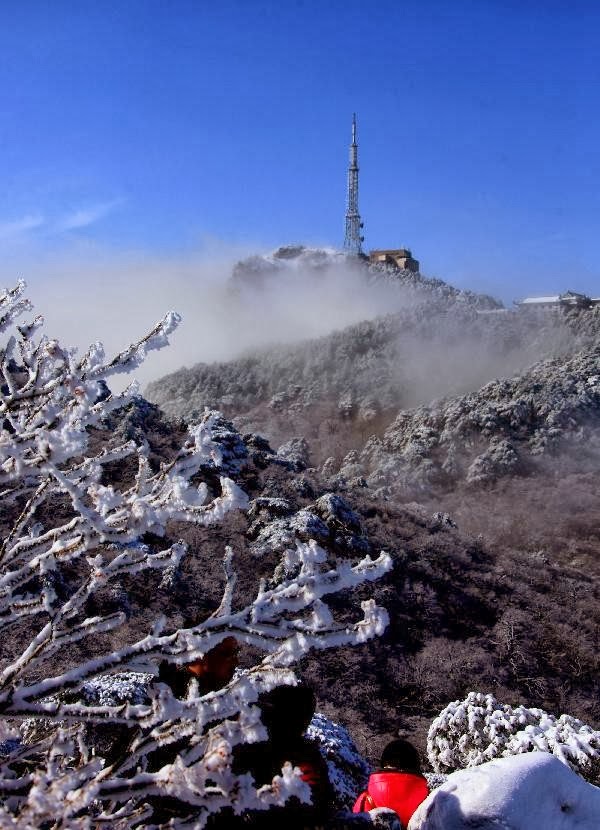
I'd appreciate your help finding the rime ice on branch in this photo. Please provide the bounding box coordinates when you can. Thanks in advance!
[0,281,392,828]
[428,692,600,779]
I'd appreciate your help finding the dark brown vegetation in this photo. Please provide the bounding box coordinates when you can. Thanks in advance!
[23,399,595,772]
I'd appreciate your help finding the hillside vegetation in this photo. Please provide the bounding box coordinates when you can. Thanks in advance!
[146,248,600,760]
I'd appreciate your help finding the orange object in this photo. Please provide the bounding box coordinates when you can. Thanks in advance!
[186,636,239,691]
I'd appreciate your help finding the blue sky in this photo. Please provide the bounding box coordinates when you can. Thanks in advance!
[1,0,599,302]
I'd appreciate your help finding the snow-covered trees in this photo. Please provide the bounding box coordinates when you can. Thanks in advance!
[427,692,600,780]
[0,281,392,828]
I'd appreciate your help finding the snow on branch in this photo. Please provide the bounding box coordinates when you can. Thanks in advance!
[428,692,600,779]
[0,283,392,828]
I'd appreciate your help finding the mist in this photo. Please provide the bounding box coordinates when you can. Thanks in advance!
[4,245,424,391]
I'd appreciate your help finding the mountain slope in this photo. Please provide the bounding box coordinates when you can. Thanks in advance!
[334,341,600,494]
[147,253,585,464]
[144,253,600,761]
[55,400,599,767]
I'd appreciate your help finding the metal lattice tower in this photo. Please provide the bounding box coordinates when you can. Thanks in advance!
[343,113,364,255]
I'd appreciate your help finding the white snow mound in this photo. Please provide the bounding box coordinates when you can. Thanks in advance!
[408,752,600,830]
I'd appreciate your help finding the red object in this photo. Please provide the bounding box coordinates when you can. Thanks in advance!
[297,761,320,787]
[352,771,429,827]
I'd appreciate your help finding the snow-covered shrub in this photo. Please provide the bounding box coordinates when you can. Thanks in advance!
[427,691,600,780]
[0,281,392,828]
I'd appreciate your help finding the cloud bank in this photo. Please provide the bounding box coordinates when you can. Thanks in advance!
[1,244,423,392]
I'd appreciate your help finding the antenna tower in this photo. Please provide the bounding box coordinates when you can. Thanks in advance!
[343,113,364,255]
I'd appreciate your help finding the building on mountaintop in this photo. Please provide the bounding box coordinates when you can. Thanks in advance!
[368,248,420,272]
[515,291,600,310]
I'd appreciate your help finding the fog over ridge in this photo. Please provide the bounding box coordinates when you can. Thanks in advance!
[4,242,584,417]
[4,244,454,390]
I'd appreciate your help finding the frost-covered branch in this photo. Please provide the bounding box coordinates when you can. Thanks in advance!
[0,282,392,828]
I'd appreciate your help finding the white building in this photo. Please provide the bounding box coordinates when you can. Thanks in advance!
[515,291,600,310]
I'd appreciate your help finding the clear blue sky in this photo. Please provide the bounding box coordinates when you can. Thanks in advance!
[1,0,599,301]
